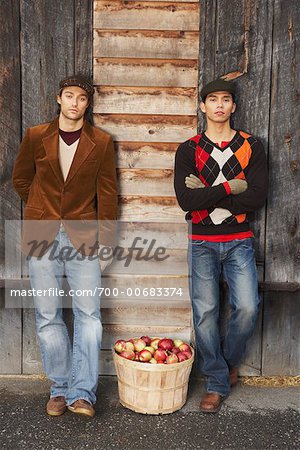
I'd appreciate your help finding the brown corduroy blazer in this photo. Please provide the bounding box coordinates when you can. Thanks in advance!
[12,117,118,256]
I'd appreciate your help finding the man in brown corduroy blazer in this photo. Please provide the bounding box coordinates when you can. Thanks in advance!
[12,75,118,418]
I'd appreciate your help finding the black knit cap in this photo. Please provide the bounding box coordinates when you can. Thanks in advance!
[201,78,236,101]
[59,75,94,98]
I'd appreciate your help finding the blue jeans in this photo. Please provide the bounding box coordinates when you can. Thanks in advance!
[28,225,102,405]
[188,238,260,396]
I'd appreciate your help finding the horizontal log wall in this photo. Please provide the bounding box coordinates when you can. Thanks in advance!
[93,0,200,371]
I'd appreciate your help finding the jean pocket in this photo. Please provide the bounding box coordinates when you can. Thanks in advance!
[235,240,255,269]
[191,239,206,245]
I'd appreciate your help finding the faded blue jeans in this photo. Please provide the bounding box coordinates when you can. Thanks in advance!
[188,238,260,397]
[28,225,102,405]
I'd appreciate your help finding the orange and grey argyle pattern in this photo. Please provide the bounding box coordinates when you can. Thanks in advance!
[189,131,256,225]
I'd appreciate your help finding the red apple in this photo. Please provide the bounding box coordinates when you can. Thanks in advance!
[173,339,184,348]
[154,349,167,362]
[124,341,135,352]
[119,350,135,360]
[133,338,146,352]
[157,361,165,364]
[114,340,126,353]
[139,349,152,362]
[179,343,191,353]
[158,338,174,351]
[150,338,161,350]
[140,335,151,346]
[182,350,192,360]
[149,358,157,364]
[171,347,180,355]
[144,346,155,355]
[177,352,188,362]
[166,353,179,364]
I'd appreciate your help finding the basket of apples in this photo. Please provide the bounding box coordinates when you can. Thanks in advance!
[113,336,194,415]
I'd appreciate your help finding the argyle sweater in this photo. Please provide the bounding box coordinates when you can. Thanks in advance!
[174,131,268,238]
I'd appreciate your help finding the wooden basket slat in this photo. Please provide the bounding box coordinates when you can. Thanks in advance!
[113,348,194,414]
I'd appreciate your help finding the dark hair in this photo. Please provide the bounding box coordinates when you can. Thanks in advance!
[84,105,94,125]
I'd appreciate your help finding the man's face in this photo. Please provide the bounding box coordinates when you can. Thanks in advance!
[200,91,236,123]
[57,86,89,121]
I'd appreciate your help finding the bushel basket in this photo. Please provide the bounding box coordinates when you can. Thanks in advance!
[113,348,194,414]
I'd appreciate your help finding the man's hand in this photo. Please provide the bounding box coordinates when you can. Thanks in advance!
[185,174,248,196]
[98,245,114,273]
[185,174,205,189]
[227,179,248,195]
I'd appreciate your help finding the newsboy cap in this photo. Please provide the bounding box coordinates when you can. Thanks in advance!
[59,75,94,98]
[200,78,236,101]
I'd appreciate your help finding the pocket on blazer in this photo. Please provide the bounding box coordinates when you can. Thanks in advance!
[23,206,44,220]
[80,211,97,221]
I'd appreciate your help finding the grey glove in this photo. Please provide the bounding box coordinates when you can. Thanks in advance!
[185,174,205,189]
[227,179,248,195]
[185,174,248,195]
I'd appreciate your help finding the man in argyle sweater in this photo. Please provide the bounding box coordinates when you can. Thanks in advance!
[174,78,268,413]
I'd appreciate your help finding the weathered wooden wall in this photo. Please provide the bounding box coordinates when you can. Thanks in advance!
[199,0,273,375]
[0,0,299,376]
[262,0,300,375]
[0,0,93,374]
[199,0,299,375]
[0,0,22,373]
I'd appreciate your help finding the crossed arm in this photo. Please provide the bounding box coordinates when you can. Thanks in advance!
[174,139,268,214]
[185,173,248,196]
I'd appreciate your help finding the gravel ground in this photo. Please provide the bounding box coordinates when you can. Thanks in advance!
[0,376,299,450]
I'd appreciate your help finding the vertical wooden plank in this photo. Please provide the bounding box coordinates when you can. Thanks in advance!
[20,0,75,374]
[198,0,274,375]
[200,0,273,262]
[0,0,22,374]
[75,0,93,77]
[21,0,75,129]
[262,0,300,375]
[262,293,299,376]
[197,0,217,130]
[264,0,300,286]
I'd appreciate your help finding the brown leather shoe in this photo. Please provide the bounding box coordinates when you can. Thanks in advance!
[46,396,66,416]
[68,399,95,417]
[229,367,239,387]
[200,392,223,413]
